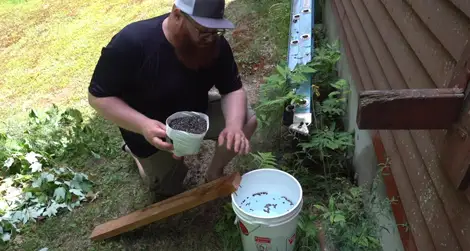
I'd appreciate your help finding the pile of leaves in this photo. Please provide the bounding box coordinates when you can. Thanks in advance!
[0,105,110,244]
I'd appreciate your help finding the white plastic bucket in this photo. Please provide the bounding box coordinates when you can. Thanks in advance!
[231,168,303,251]
[166,111,210,157]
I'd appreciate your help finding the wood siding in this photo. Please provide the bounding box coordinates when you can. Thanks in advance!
[330,0,470,250]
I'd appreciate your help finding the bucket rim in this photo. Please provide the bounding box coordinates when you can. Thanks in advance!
[231,168,303,220]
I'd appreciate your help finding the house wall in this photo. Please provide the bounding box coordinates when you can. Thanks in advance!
[324,0,470,250]
[323,2,404,251]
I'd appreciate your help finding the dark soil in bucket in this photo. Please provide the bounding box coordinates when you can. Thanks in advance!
[169,115,207,134]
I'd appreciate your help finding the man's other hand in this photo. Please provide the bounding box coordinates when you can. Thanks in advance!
[218,127,250,155]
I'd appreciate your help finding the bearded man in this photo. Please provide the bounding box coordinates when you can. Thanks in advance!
[88,0,257,198]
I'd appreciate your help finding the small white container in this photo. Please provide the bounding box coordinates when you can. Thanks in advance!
[166,111,210,157]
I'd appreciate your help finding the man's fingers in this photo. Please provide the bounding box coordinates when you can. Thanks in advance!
[154,128,167,138]
[218,132,225,147]
[226,132,234,151]
[151,137,173,151]
[234,134,241,153]
[244,139,251,155]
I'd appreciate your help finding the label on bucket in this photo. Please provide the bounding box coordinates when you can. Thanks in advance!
[255,237,272,251]
[239,221,249,236]
[288,233,296,245]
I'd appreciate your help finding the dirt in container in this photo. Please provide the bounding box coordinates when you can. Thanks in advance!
[169,115,207,134]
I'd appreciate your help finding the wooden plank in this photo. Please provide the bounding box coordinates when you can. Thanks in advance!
[341,0,390,90]
[381,0,456,88]
[371,132,418,251]
[405,0,470,60]
[90,172,241,241]
[392,130,462,250]
[329,0,364,91]
[410,130,470,250]
[379,130,436,251]
[355,0,447,147]
[332,0,374,90]
[357,89,464,130]
[448,0,470,20]
[362,0,435,89]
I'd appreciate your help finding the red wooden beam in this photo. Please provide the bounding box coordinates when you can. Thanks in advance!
[371,132,418,251]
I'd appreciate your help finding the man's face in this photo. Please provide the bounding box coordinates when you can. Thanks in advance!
[181,12,225,48]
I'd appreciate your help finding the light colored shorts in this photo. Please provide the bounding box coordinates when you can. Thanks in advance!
[132,93,255,195]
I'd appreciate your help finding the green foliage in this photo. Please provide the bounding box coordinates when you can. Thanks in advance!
[0,105,109,244]
[214,203,242,251]
[23,104,114,161]
[255,62,316,131]
[311,41,341,92]
[250,152,277,169]
[295,213,320,251]
[314,183,384,251]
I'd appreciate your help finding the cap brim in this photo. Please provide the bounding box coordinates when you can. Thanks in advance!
[191,16,235,29]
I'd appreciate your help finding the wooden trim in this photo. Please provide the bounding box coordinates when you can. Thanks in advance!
[380,0,456,88]
[392,130,462,250]
[404,0,470,61]
[329,0,363,91]
[410,130,470,249]
[371,132,418,251]
[448,0,470,20]
[90,173,241,241]
[349,0,407,89]
[441,43,470,190]
[332,0,374,90]
[357,89,464,130]
[341,0,390,91]
[361,0,435,89]
[379,130,436,251]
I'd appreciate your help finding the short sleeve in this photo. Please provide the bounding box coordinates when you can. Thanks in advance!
[88,31,143,98]
[214,38,243,95]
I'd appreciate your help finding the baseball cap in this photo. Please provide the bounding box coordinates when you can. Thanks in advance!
[174,0,235,29]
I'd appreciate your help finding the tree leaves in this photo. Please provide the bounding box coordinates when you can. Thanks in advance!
[53,187,66,201]
[0,105,103,243]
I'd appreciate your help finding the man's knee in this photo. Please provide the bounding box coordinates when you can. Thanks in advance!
[244,113,258,139]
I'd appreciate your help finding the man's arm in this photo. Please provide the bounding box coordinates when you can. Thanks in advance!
[88,93,173,152]
[220,88,247,130]
[88,93,149,135]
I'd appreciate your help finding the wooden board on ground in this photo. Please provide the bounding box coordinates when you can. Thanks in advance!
[90,172,241,241]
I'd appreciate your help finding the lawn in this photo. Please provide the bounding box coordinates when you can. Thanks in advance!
[0,0,291,250]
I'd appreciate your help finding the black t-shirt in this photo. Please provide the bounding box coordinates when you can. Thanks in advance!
[89,14,242,158]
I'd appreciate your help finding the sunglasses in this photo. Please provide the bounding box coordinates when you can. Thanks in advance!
[181,12,226,38]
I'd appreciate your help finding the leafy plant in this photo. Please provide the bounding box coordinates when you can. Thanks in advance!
[0,105,109,244]
[310,41,341,93]
[214,203,242,251]
[314,185,382,251]
[250,152,277,169]
[295,213,320,251]
[255,63,316,131]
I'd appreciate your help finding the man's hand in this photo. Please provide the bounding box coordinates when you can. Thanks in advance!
[141,119,174,152]
[218,127,250,155]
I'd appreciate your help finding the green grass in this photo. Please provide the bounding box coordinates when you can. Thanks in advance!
[0,0,291,250]
[0,0,172,128]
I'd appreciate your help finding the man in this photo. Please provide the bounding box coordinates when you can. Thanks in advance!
[88,0,257,198]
